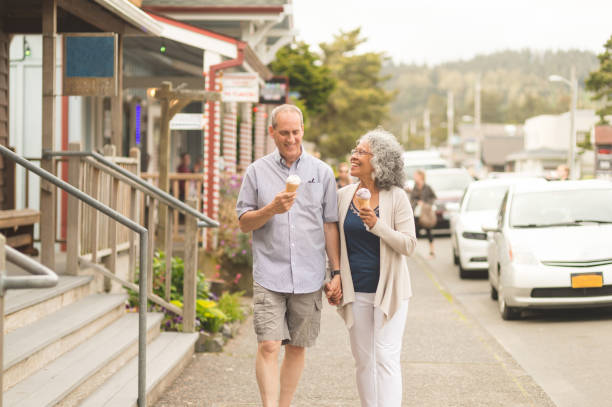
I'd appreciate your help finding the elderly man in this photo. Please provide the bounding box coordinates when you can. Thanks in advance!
[236,104,341,407]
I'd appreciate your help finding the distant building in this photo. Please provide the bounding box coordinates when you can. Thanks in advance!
[507,110,598,177]
[456,123,524,172]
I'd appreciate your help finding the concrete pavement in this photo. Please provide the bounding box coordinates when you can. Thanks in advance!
[155,246,554,406]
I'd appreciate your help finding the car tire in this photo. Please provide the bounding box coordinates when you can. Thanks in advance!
[498,285,520,320]
[453,246,459,266]
[459,264,470,279]
[490,285,498,300]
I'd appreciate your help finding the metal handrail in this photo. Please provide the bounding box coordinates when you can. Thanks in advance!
[0,145,150,407]
[43,150,219,228]
[1,245,58,291]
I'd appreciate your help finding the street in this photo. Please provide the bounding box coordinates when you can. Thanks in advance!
[421,237,612,407]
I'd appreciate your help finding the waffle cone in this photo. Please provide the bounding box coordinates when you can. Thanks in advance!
[286,183,299,192]
[357,198,370,209]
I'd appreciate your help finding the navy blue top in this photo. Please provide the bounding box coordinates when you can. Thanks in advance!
[344,201,380,293]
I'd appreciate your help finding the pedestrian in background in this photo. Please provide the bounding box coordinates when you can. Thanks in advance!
[334,127,417,407]
[336,162,351,189]
[236,104,341,407]
[410,170,437,257]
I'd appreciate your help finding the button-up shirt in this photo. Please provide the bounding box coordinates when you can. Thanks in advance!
[236,148,339,294]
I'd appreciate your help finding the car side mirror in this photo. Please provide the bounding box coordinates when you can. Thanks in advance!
[481,222,501,233]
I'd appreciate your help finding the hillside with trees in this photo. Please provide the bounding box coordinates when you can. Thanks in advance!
[383,49,600,148]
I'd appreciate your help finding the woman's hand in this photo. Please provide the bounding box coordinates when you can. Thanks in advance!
[359,207,377,229]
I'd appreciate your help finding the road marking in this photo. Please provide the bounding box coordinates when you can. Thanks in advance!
[413,252,537,406]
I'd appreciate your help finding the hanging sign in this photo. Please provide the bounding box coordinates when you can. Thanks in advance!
[63,33,118,96]
[169,113,206,130]
[221,73,259,103]
[259,76,289,105]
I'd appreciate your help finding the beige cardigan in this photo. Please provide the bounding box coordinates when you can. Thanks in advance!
[336,183,417,328]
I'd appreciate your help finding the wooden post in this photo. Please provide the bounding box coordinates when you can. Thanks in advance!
[111,34,123,155]
[182,198,198,333]
[40,0,57,269]
[157,82,171,248]
[147,197,156,295]
[66,142,82,275]
[0,234,5,407]
[164,207,173,301]
[104,145,117,291]
[128,148,140,282]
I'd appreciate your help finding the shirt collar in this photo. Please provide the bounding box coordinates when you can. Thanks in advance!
[274,146,306,169]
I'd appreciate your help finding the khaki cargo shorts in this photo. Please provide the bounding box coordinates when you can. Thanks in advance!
[252,282,322,347]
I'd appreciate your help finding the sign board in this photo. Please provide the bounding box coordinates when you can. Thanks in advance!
[260,76,289,104]
[63,33,117,96]
[221,73,259,103]
[169,113,206,130]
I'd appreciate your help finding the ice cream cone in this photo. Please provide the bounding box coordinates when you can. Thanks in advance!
[286,182,299,192]
[285,175,301,192]
[357,198,370,209]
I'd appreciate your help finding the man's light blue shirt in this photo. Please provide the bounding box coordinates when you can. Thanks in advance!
[236,148,339,294]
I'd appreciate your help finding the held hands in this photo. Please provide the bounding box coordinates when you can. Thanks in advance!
[359,207,378,229]
[269,191,297,215]
[325,275,342,305]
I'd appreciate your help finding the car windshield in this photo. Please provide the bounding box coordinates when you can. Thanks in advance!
[510,189,612,227]
[427,172,473,192]
[465,186,508,212]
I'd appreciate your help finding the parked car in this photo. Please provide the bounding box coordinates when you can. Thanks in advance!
[424,168,474,232]
[483,180,612,320]
[403,150,449,190]
[451,177,545,278]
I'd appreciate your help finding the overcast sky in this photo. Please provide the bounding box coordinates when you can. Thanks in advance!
[292,0,612,65]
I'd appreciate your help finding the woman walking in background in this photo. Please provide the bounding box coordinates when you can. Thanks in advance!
[333,128,417,407]
[410,169,437,257]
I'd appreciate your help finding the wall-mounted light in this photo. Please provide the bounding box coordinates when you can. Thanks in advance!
[10,36,32,62]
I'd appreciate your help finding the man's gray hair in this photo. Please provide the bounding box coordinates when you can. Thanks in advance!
[270,104,304,128]
[358,127,406,190]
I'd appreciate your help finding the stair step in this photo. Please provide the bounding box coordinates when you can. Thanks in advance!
[4,312,164,407]
[81,331,199,407]
[3,293,127,391]
[4,275,94,333]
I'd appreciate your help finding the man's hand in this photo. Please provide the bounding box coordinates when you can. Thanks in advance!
[324,275,342,305]
[359,207,378,229]
[269,191,297,214]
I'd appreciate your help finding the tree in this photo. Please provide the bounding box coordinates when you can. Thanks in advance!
[269,42,336,119]
[309,28,395,159]
[586,34,612,124]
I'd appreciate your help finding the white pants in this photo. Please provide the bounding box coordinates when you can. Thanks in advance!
[349,293,409,407]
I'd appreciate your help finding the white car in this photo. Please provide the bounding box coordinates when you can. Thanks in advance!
[450,177,545,278]
[483,180,612,320]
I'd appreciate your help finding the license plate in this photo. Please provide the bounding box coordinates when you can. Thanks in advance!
[571,273,603,288]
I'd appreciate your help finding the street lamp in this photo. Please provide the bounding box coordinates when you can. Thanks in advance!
[549,66,578,179]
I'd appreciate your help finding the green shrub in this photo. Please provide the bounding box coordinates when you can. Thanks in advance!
[217,291,246,323]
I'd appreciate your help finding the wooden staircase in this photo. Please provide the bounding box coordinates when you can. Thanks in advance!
[3,275,198,406]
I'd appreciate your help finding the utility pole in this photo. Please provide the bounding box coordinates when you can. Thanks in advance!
[569,66,577,179]
[423,109,431,150]
[474,76,482,164]
[447,90,454,146]
[400,122,409,146]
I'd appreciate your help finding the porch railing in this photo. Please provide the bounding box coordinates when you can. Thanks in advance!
[0,236,59,407]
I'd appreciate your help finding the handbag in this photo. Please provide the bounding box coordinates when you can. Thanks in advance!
[418,202,437,229]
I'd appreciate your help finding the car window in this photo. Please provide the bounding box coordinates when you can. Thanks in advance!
[510,189,612,227]
[464,186,508,212]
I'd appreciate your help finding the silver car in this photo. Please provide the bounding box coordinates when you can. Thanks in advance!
[451,177,545,278]
[483,180,612,320]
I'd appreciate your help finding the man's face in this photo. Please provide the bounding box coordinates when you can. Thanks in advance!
[269,111,303,164]
[338,165,349,179]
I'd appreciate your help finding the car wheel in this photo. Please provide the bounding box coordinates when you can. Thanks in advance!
[459,264,470,279]
[490,285,498,300]
[498,285,520,320]
[453,246,459,266]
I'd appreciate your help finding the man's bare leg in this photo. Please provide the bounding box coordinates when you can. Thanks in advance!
[256,340,282,407]
[279,345,306,407]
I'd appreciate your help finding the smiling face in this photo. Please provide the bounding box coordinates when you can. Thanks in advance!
[269,110,303,166]
[350,140,374,180]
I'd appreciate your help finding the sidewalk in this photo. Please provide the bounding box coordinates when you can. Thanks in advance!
[155,242,554,406]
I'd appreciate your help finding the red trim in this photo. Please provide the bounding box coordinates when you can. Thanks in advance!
[145,6,284,14]
[60,96,69,251]
[206,43,246,221]
[147,12,241,45]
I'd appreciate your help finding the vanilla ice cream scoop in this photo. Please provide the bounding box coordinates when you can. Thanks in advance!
[356,188,371,209]
[356,188,371,200]
[285,174,301,192]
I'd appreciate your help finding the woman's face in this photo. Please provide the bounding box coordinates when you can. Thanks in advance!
[350,141,374,180]
[414,171,424,186]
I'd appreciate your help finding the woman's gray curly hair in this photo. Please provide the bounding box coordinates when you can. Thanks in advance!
[358,127,405,190]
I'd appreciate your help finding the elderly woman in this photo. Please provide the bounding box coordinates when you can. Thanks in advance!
[334,128,417,407]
